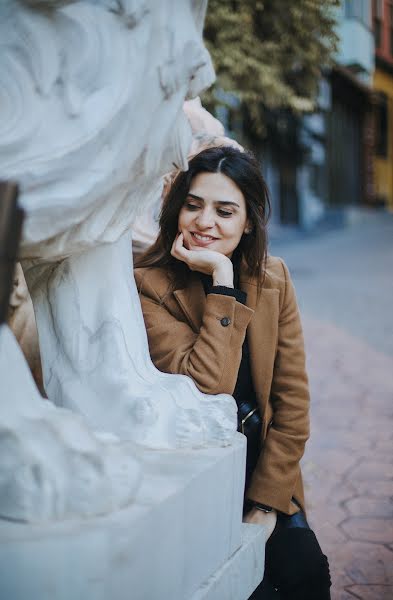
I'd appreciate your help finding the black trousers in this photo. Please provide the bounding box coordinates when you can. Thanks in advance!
[243,431,331,599]
[247,508,332,600]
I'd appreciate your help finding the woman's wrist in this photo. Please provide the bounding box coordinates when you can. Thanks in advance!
[212,262,234,287]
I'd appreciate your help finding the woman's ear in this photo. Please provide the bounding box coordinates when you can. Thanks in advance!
[244,220,253,235]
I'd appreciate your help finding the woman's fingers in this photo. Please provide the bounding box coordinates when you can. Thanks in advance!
[171,232,188,263]
[171,233,230,276]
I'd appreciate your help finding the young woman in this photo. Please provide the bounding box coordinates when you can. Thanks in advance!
[134,146,331,599]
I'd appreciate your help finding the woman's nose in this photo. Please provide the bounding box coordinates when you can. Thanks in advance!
[195,209,214,229]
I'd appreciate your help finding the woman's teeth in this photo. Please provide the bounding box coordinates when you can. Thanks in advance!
[192,233,215,241]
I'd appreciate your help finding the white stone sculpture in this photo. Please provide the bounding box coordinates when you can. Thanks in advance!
[0,0,237,523]
[0,325,142,521]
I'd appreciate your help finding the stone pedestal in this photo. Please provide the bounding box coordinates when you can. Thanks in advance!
[0,434,265,599]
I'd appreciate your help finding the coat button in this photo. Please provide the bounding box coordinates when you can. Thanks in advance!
[220,316,231,327]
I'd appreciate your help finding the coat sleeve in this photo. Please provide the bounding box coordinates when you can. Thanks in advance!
[246,259,310,514]
[136,271,254,395]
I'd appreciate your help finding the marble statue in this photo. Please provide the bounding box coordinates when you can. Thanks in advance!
[0,0,237,523]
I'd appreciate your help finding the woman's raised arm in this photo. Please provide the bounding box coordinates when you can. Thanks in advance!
[135,268,254,395]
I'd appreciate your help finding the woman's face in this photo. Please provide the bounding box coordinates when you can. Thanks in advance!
[177,172,250,258]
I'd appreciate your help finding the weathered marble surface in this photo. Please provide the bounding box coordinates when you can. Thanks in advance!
[2,0,214,259]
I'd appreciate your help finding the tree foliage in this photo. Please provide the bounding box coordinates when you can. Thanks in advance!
[203,0,340,135]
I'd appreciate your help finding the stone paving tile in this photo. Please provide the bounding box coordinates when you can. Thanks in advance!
[344,585,393,599]
[353,422,393,441]
[332,540,393,585]
[311,450,360,477]
[328,562,359,594]
[313,520,349,546]
[344,497,393,518]
[347,461,393,482]
[352,480,393,497]
[305,479,358,516]
[314,504,348,528]
[373,442,393,462]
[301,317,393,600]
[341,517,393,544]
[310,431,374,453]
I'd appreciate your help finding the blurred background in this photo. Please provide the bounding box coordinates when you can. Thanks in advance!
[203,0,392,231]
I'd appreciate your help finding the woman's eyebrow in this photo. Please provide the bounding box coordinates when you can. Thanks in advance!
[187,193,239,208]
[187,193,204,201]
[216,200,240,208]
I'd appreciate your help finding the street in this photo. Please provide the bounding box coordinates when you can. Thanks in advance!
[270,210,393,600]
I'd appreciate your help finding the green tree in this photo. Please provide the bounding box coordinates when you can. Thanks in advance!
[203,0,340,135]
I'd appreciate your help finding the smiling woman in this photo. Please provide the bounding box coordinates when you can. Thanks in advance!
[136,146,270,295]
[134,146,332,600]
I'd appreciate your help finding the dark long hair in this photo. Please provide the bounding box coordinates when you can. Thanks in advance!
[135,146,271,293]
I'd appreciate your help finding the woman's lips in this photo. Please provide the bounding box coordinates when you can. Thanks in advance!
[189,231,218,247]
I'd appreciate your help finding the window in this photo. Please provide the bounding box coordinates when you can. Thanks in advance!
[345,0,370,26]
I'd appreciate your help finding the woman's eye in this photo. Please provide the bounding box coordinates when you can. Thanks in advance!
[217,209,232,217]
[185,202,199,210]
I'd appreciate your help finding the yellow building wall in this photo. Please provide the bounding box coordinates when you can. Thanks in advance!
[374,69,393,211]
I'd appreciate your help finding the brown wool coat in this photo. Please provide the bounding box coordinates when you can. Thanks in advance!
[134,256,310,515]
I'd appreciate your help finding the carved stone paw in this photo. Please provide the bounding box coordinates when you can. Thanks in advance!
[0,326,142,522]
[0,410,142,522]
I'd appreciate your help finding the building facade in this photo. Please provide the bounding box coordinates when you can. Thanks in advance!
[372,0,393,210]
[245,1,377,230]
[330,1,376,210]
[223,2,382,230]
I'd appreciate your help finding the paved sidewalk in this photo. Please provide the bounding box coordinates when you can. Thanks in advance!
[302,317,393,600]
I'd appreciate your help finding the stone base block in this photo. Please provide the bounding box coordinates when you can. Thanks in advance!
[0,434,253,600]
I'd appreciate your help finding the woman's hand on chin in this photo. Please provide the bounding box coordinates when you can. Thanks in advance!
[170,233,234,287]
[243,508,278,541]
